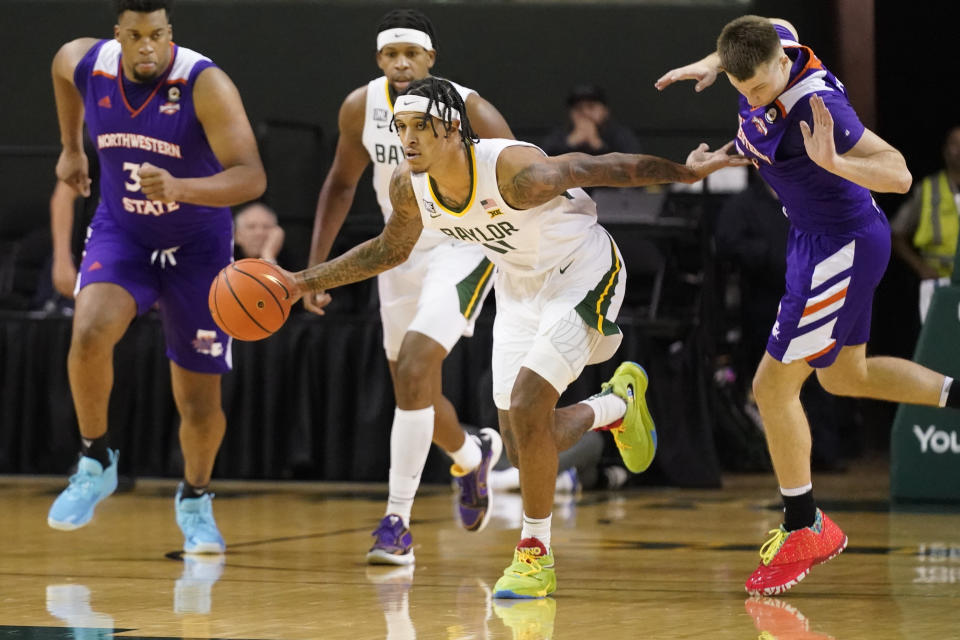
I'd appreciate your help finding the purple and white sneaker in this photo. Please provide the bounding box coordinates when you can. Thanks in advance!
[367,514,415,565]
[452,428,503,532]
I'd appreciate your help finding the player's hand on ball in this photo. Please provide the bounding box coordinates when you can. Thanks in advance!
[139,162,181,202]
[209,259,299,341]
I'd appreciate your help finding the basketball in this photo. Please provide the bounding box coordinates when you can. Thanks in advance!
[208,259,293,341]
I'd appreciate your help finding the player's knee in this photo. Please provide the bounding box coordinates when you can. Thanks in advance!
[507,395,548,446]
[751,370,773,407]
[394,353,436,402]
[177,396,224,427]
[69,318,120,356]
[395,348,435,384]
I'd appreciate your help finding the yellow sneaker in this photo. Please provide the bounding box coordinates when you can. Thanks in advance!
[493,538,556,599]
[594,361,657,473]
[494,597,556,640]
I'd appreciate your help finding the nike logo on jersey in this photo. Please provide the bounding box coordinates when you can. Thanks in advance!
[559,260,574,274]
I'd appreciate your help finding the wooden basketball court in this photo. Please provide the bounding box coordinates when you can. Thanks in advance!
[2,459,959,639]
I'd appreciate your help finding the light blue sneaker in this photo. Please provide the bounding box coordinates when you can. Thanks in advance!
[48,449,119,530]
[175,483,226,554]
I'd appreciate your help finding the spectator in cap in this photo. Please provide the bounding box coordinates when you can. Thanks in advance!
[541,83,642,157]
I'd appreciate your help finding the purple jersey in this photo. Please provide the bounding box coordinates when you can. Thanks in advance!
[734,25,875,234]
[75,39,232,249]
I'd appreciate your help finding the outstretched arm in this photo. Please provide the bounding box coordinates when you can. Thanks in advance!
[286,165,423,300]
[655,17,798,92]
[655,51,722,93]
[497,143,750,210]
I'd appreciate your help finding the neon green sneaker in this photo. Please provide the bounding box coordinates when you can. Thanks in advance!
[594,361,657,473]
[493,597,556,639]
[493,538,556,599]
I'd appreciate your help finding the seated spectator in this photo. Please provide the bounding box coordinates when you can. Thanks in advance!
[234,202,285,264]
[540,84,642,157]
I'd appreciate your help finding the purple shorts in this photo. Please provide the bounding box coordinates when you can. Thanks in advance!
[76,215,233,374]
[766,211,890,368]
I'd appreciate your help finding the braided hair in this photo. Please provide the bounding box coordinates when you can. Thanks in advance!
[398,77,479,145]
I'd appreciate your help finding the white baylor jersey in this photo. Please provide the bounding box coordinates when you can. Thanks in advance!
[361,76,475,249]
[411,139,601,276]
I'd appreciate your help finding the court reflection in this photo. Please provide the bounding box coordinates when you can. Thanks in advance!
[493,597,556,640]
[174,554,225,615]
[367,569,499,639]
[44,553,224,640]
[745,597,836,640]
[46,584,115,639]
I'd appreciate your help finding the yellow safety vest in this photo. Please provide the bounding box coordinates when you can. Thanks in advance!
[913,172,959,278]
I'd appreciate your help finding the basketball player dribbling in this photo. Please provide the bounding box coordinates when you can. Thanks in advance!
[274,77,747,597]
[47,0,266,554]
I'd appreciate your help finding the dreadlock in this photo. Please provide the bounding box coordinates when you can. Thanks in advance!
[375,9,438,53]
[397,77,479,145]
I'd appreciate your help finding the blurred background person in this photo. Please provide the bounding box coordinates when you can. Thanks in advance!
[540,83,642,157]
[234,201,286,264]
[890,125,960,322]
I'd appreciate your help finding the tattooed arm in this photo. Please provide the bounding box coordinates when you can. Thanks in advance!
[497,142,750,210]
[286,165,422,300]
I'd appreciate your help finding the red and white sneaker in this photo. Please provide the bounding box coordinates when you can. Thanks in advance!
[744,509,847,596]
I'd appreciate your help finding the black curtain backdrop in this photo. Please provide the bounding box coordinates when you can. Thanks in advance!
[0,309,722,488]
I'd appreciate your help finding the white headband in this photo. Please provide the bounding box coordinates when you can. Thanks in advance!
[393,95,460,123]
[377,28,434,52]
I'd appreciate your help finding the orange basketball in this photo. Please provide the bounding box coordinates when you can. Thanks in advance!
[208,258,293,341]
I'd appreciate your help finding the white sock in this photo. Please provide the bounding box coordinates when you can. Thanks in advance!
[780,483,813,497]
[489,467,520,491]
[449,434,482,472]
[521,512,552,549]
[581,394,627,430]
[940,377,953,408]
[386,406,435,527]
